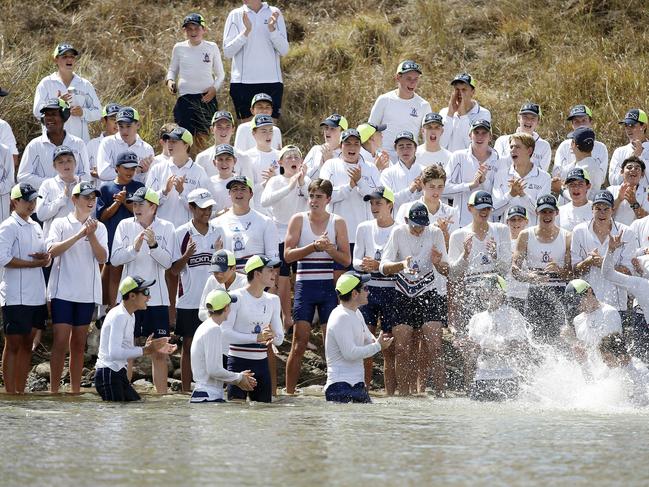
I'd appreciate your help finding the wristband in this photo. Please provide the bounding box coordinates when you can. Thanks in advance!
[148,242,158,249]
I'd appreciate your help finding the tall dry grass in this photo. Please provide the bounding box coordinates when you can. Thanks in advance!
[0,0,648,154]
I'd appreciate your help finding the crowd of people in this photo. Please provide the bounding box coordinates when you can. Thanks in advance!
[1,1,648,405]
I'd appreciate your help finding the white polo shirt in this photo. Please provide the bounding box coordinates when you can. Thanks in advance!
[493,131,552,172]
[46,213,108,304]
[96,133,154,182]
[18,132,90,189]
[608,184,649,226]
[368,90,432,160]
[166,40,225,96]
[608,142,649,187]
[36,175,77,238]
[234,122,282,152]
[320,157,382,243]
[353,220,396,288]
[33,72,102,142]
[0,213,47,306]
[491,162,551,224]
[415,145,452,167]
[379,159,424,212]
[146,158,211,227]
[0,119,18,155]
[439,102,492,152]
[223,3,289,84]
[558,201,592,231]
[111,217,175,306]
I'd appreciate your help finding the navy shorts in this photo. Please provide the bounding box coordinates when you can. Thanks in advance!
[293,279,338,325]
[2,304,48,335]
[325,382,371,403]
[173,93,218,135]
[51,299,95,326]
[95,367,141,402]
[333,243,354,271]
[227,355,272,403]
[134,305,170,338]
[360,286,399,333]
[229,82,283,119]
[175,308,201,338]
[278,242,297,277]
[396,290,447,329]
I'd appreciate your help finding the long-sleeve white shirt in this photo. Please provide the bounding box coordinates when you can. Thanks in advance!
[491,162,551,224]
[320,157,381,243]
[18,133,90,189]
[238,147,279,214]
[223,3,289,84]
[553,139,608,189]
[166,40,225,96]
[608,142,649,187]
[493,132,552,172]
[379,159,424,212]
[0,119,18,156]
[603,250,649,322]
[36,176,76,237]
[324,305,381,390]
[304,145,341,180]
[353,220,396,288]
[0,143,14,221]
[448,223,512,279]
[261,174,310,239]
[33,72,102,142]
[439,102,492,152]
[95,304,143,372]
[96,133,154,182]
[234,122,282,152]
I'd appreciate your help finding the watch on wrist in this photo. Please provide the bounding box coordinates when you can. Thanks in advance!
[631,202,640,210]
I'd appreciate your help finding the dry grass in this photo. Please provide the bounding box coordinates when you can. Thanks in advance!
[1,0,648,152]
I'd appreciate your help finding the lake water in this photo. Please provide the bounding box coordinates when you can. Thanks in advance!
[1,389,648,487]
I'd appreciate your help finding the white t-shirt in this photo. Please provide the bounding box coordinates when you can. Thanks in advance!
[209,175,235,213]
[353,220,396,288]
[558,201,592,231]
[234,122,282,152]
[96,133,154,183]
[439,102,492,152]
[415,145,452,168]
[573,303,622,349]
[166,40,225,96]
[239,147,280,214]
[379,159,424,212]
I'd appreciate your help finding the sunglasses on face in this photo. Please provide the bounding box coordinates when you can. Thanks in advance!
[138,288,151,296]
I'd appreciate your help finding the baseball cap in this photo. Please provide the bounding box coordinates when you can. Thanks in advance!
[565,167,590,184]
[335,271,371,295]
[102,103,121,118]
[244,255,281,274]
[116,151,140,168]
[214,144,235,157]
[536,194,558,212]
[205,289,237,312]
[470,119,492,133]
[209,249,236,272]
[396,60,422,75]
[468,190,494,209]
[183,13,206,27]
[10,183,40,201]
[565,279,591,297]
[250,93,273,108]
[519,102,541,117]
[119,275,156,297]
[451,73,476,88]
[279,145,302,160]
[567,104,593,120]
[0,87,8,97]
[52,43,79,58]
[408,201,430,226]
[127,187,160,205]
[251,114,273,129]
[187,188,216,208]
[116,107,140,123]
[568,127,595,152]
[363,186,395,203]
[506,206,527,220]
[72,181,101,197]
[422,112,444,127]
[226,176,253,190]
[52,145,75,161]
[357,123,387,144]
[40,98,69,114]
[162,126,194,146]
[211,111,234,125]
[592,190,614,207]
[394,131,416,146]
[340,128,361,143]
[619,108,648,126]
[320,114,349,130]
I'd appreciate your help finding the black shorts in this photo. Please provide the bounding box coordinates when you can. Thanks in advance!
[333,243,354,272]
[95,367,141,402]
[229,82,283,119]
[396,290,447,329]
[360,286,399,332]
[227,355,272,403]
[2,304,48,335]
[175,308,202,338]
[325,381,371,403]
[173,93,218,135]
[134,305,170,338]
[51,299,95,326]
[278,241,296,277]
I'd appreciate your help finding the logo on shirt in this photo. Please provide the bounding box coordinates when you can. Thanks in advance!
[480,253,490,265]
[410,108,418,118]
[541,251,550,263]
[203,53,210,63]
[233,234,245,252]
[374,249,382,260]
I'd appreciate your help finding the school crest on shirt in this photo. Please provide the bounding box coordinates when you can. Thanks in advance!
[480,253,490,265]
[233,234,245,252]
[374,248,382,260]
[410,108,418,117]
[203,53,210,63]
[541,251,550,263]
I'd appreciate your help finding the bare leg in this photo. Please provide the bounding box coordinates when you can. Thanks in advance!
[106,264,123,308]
[69,325,89,393]
[285,321,311,394]
[268,345,277,395]
[181,336,193,393]
[152,352,168,393]
[165,270,178,327]
[50,324,72,393]
[278,276,293,331]
[421,322,445,393]
[383,333,396,395]
[392,324,414,396]
[127,358,133,382]
[363,324,377,387]
[410,330,422,393]
[16,333,34,394]
[3,335,20,393]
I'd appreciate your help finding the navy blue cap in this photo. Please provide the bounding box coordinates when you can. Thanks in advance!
[567,104,593,120]
[536,194,558,212]
[215,144,235,157]
[116,151,140,168]
[468,190,493,209]
[451,73,475,88]
[568,127,595,152]
[340,128,361,142]
[422,112,444,127]
[394,131,416,145]
[408,201,430,226]
[592,190,614,207]
[471,119,492,132]
[619,108,648,126]
[52,145,75,161]
[506,206,528,220]
[519,103,541,117]
[251,93,273,108]
[565,167,590,184]
[211,111,234,125]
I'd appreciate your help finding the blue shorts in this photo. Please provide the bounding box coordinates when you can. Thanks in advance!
[95,367,141,402]
[360,286,399,332]
[293,279,337,325]
[333,243,354,271]
[325,382,371,403]
[227,355,272,403]
[278,242,297,277]
[51,299,95,326]
[2,304,48,335]
[134,305,170,338]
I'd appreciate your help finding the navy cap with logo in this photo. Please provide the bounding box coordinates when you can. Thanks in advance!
[10,183,40,201]
[468,190,494,209]
[52,43,79,58]
[40,98,69,114]
[225,175,253,190]
[408,201,430,226]
[250,93,273,108]
[72,181,101,197]
[211,111,234,125]
[321,114,349,130]
[567,104,593,121]
[396,60,422,75]
[451,73,475,88]
[116,107,140,123]
[119,275,156,297]
[116,151,140,168]
[52,145,75,162]
[536,194,558,212]
[519,103,541,117]
[214,144,235,157]
[592,190,614,207]
[252,114,274,129]
[394,131,416,145]
[422,112,444,127]
[506,206,527,220]
[210,249,236,273]
[565,167,590,184]
[363,186,395,203]
[183,13,206,27]
[568,127,595,152]
[619,108,648,126]
[470,119,492,133]
[162,126,194,146]
[340,128,361,143]
[102,102,122,118]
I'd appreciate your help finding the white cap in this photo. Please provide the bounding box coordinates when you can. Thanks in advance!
[187,188,216,208]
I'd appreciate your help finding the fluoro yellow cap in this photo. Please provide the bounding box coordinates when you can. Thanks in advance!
[205,289,237,311]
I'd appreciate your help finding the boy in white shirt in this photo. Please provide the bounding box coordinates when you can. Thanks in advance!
[196,111,236,178]
[358,122,390,170]
[368,60,431,160]
[304,113,347,180]
[609,109,649,187]
[558,168,593,231]
[234,93,282,152]
[380,131,424,212]
[609,156,649,225]
[36,146,78,237]
[0,87,19,168]
[166,13,225,150]
[209,144,238,213]
[552,127,604,200]
[87,103,120,182]
[199,250,248,322]
[416,112,452,168]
